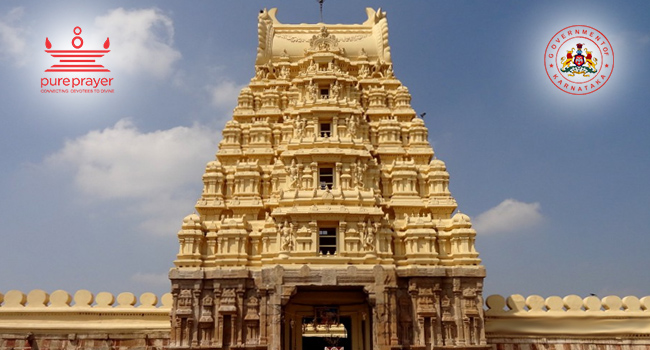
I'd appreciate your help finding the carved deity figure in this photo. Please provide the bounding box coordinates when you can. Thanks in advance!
[320,26,329,38]
[347,115,358,138]
[279,66,290,80]
[441,294,456,343]
[307,60,317,73]
[309,81,318,101]
[294,116,306,139]
[255,66,265,80]
[354,160,366,189]
[266,62,276,78]
[373,59,383,76]
[287,159,299,189]
[385,64,394,78]
[280,221,294,251]
[330,81,340,100]
[359,64,369,78]
[328,60,341,73]
[363,220,376,252]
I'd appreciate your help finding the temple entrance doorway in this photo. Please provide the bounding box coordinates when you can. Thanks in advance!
[302,316,351,350]
[283,287,372,350]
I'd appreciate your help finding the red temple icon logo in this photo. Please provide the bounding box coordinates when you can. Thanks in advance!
[44,26,110,72]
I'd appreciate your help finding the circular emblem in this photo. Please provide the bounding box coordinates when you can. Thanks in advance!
[544,25,614,95]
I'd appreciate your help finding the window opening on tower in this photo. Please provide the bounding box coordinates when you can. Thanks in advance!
[319,167,334,189]
[318,227,337,255]
[320,122,331,137]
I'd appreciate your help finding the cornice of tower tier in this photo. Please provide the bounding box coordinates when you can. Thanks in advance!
[256,8,391,65]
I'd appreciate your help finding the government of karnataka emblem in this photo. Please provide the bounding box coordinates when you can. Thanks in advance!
[560,43,597,77]
[544,25,614,95]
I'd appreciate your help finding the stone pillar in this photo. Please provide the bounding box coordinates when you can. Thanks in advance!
[259,288,269,345]
[335,162,342,190]
[269,292,282,350]
[388,287,399,345]
[237,290,245,345]
[171,290,180,346]
[192,289,201,347]
[411,289,424,346]
[434,287,443,346]
[452,278,464,346]
[371,299,380,349]
[273,128,282,147]
[214,289,222,347]
[311,162,318,189]
[297,163,304,189]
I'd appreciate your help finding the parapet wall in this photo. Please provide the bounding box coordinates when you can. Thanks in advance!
[485,294,650,350]
[0,289,172,350]
[3,290,650,350]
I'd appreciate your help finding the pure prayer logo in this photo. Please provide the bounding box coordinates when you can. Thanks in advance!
[41,26,115,94]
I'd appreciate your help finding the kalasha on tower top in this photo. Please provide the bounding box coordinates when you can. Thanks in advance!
[170,8,488,350]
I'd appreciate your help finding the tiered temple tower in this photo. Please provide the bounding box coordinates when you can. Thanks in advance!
[170,8,487,350]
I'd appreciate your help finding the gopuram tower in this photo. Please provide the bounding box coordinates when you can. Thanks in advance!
[170,8,487,350]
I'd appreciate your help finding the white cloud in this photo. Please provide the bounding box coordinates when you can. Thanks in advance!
[208,80,244,109]
[45,119,218,235]
[47,119,215,199]
[473,199,543,235]
[94,8,181,77]
[130,272,169,286]
[0,7,28,66]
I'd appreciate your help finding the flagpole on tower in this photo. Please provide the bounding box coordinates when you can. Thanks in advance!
[318,0,324,23]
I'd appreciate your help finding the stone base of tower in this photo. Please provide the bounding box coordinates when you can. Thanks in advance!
[169,265,488,350]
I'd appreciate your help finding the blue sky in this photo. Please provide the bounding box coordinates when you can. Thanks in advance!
[0,1,649,300]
